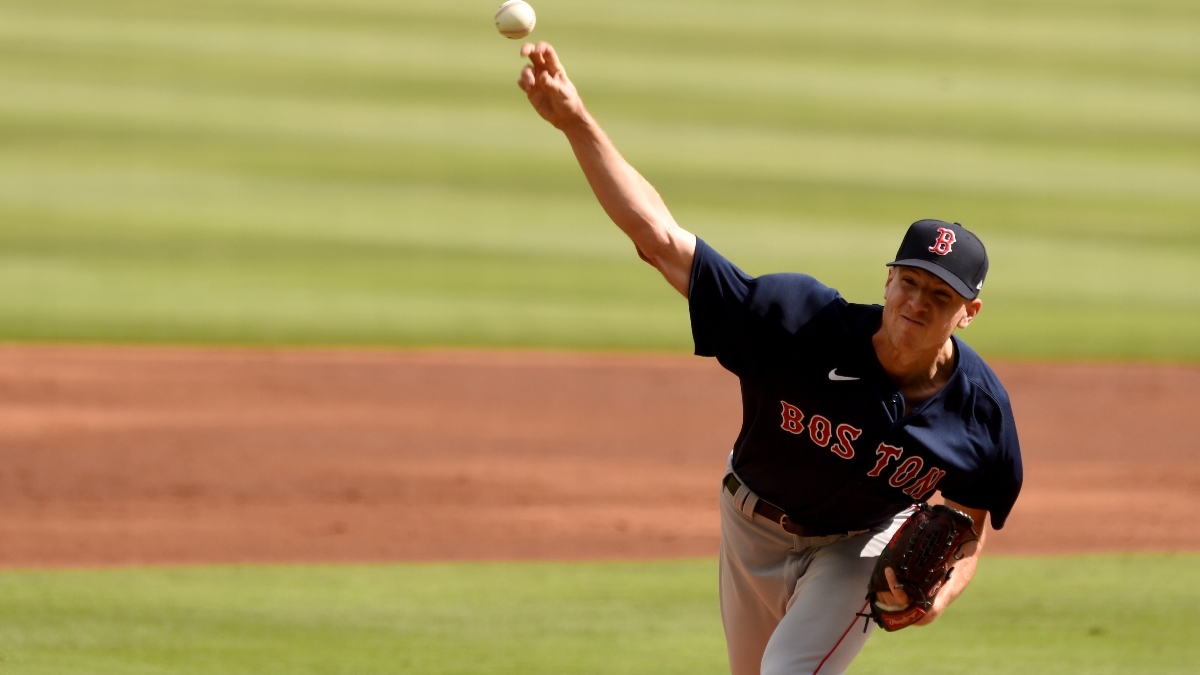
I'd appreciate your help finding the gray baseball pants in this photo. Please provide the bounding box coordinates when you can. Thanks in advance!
[719,463,911,675]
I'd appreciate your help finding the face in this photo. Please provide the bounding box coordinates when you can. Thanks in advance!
[880,266,982,354]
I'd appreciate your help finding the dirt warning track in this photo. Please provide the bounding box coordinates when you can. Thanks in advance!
[0,346,1196,567]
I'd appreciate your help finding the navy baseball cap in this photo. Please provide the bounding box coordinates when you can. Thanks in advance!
[886,219,988,299]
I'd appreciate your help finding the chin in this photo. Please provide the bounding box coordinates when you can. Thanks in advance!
[894,330,943,355]
[889,324,924,345]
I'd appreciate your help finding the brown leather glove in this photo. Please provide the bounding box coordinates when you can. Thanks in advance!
[864,503,979,631]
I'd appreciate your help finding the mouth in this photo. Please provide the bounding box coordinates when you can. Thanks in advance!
[900,315,925,327]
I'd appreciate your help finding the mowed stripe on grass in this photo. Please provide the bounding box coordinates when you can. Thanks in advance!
[0,556,1196,675]
[0,0,1197,358]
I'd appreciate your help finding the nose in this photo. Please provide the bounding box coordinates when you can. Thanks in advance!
[908,290,933,314]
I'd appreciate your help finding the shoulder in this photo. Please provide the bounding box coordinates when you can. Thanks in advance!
[954,340,1013,411]
[690,239,844,333]
[941,339,1024,528]
[689,238,754,300]
[951,339,1019,442]
[747,273,843,331]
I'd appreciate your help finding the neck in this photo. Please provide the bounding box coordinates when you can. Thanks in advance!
[871,331,956,391]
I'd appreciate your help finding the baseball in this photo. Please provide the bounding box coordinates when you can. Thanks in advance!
[495,1,536,39]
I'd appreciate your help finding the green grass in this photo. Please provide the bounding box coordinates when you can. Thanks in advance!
[0,554,1195,674]
[1,0,1198,358]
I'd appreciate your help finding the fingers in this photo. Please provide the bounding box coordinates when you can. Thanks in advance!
[519,42,547,92]
[884,567,910,605]
[539,42,564,74]
[518,65,535,92]
[527,41,548,70]
[519,41,563,75]
[517,64,560,102]
[516,41,578,127]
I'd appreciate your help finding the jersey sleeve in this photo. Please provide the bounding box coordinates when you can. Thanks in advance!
[941,395,1024,529]
[688,238,841,378]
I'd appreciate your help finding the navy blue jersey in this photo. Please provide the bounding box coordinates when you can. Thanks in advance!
[689,239,1023,531]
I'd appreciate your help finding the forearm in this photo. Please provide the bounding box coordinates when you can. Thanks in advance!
[518,41,695,295]
[561,114,672,244]
[921,503,988,623]
[561,114,695,295]
[938,528,983,607]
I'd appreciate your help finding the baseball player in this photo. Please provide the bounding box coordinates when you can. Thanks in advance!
[517,43,1023,675]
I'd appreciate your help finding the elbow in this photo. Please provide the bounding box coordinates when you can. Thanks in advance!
[634,240,675,273]
[632,224,678,265]
[634,245,654,266]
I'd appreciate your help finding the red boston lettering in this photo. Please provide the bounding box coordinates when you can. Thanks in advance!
[808,415,832,448]
[780,400,805,435]
[903,467,947,501]
[889,456,924,487]
[868,443,903,477]
[830,423,862,460]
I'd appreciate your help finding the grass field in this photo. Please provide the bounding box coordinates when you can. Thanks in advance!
[2,4,1195,673]
[0,554,1193,675]
[1,0,1198,358]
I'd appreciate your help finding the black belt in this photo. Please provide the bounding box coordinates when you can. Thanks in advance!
[724,473,851,538]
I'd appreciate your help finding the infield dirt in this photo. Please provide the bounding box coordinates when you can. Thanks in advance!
[0,346,1196,567]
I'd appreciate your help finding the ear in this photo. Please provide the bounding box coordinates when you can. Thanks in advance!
[883,267,896,299]
[957,298,983,329]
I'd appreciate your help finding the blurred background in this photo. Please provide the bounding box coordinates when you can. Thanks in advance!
[2,0,1197,358]
[1,1,1198,673]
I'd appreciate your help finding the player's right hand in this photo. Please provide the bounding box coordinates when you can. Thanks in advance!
[518,42,587,130]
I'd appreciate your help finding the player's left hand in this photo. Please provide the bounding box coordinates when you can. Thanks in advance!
[876,567,946,626]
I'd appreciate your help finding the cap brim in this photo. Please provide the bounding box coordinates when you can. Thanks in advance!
[886,259,978,299]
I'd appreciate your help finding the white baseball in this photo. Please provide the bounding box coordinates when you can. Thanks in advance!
[495,0,536,39]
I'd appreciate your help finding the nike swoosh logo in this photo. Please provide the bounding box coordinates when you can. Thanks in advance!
[828,369,860,382]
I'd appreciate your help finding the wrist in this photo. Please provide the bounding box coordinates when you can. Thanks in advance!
[557,108,596,135]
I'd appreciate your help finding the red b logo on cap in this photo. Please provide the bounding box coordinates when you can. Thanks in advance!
[929,227,956,255]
